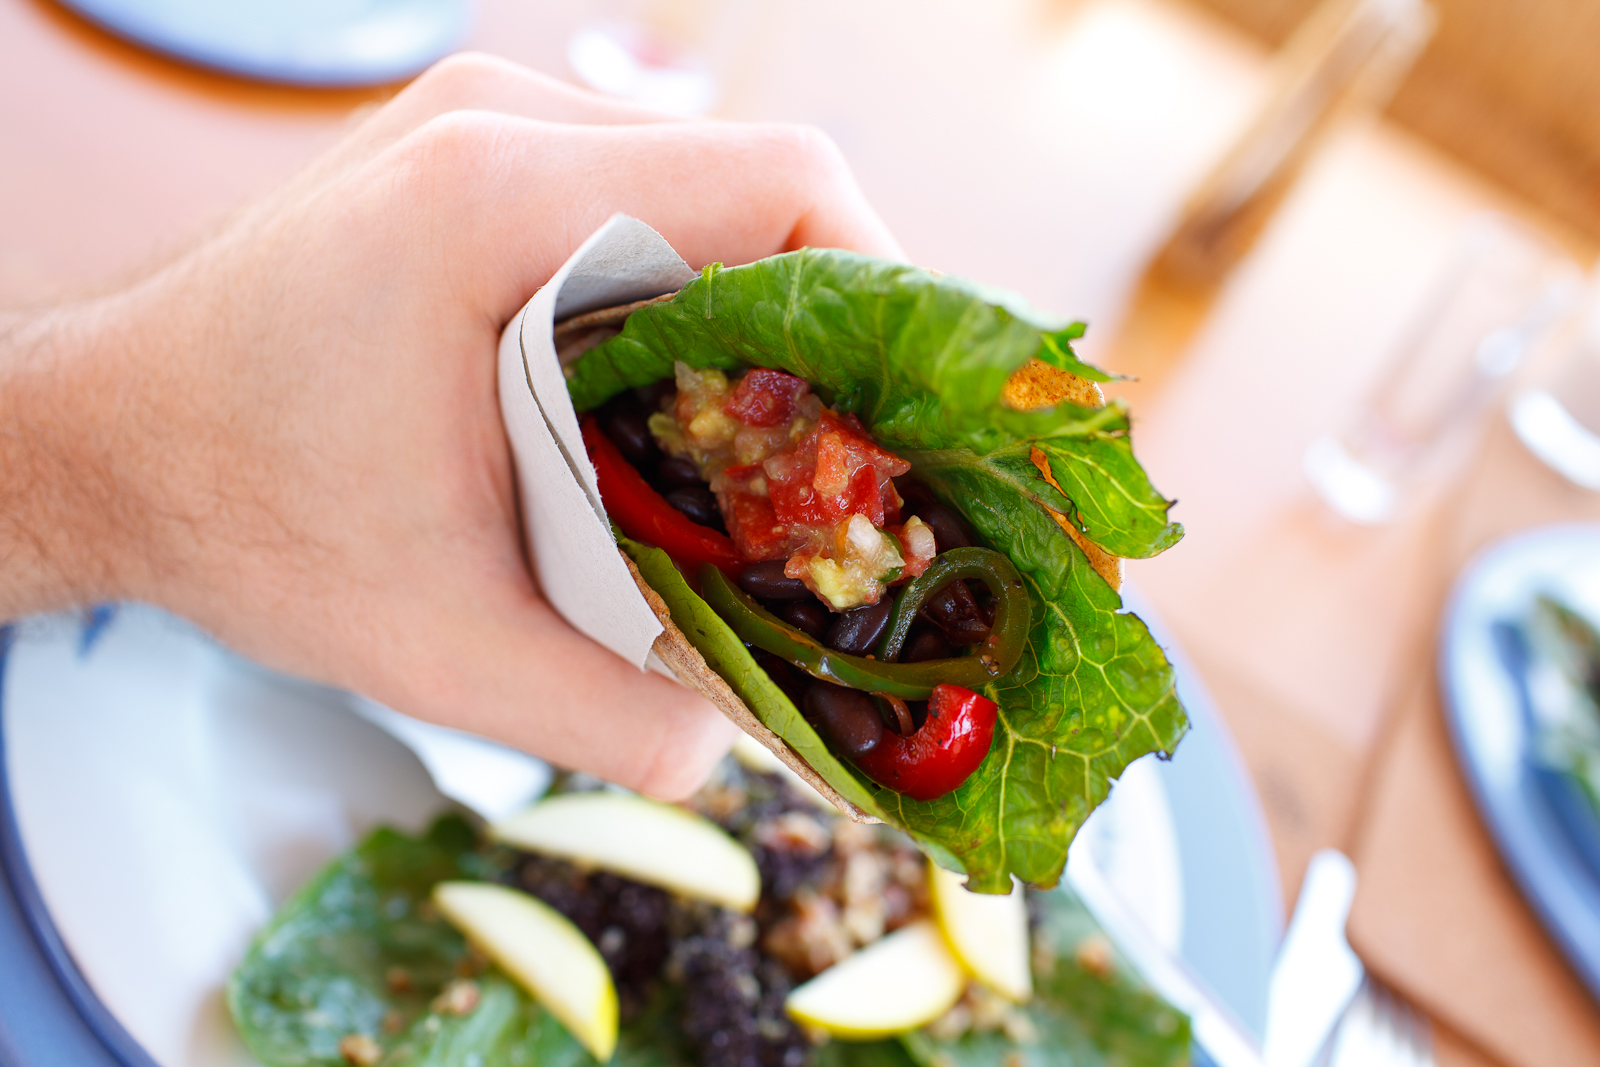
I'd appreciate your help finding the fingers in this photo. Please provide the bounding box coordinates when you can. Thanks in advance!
[389,593,739,800]
[379,112,904,323]
[283,54,678,208]
[348,53,677,162]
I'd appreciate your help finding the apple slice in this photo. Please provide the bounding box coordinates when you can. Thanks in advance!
[928,861,1033,1002]
[433,881,617,1062]
[490,792,760,912]
[786,920,966,1039]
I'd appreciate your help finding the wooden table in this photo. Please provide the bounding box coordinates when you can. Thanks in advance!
[6,0,1598,1063]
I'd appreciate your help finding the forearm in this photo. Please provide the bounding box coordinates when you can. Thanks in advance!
[0,302,144,621]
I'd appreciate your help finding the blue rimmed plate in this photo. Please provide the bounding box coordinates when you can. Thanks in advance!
[1441,522,1600,1003]
[56,0,471,87]
[0,594,1280,1065]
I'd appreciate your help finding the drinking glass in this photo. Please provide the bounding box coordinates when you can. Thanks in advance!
[1509,282,1600,490]
[1304,215,1580,524]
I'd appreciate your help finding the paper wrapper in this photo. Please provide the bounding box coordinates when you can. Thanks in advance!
[497,214,1118,822]
[497,214,878,817]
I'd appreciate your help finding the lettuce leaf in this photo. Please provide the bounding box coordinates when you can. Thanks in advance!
[569,250,1186,892]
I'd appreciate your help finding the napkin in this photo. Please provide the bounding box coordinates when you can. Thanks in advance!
[494,214,875,816]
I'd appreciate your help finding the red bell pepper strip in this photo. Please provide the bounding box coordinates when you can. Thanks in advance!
[580,416,746,575]
[854,684,998,801]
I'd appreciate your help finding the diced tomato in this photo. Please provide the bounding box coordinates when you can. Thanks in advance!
[813,427,853,496]
[765,411,910,530]
[725,368,811,428]
[717,468,789,561]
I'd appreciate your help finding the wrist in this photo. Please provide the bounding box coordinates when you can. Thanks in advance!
[0,298,158,620]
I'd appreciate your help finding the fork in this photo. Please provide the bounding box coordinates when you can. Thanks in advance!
[1326,978,1436,1067]
[1266,849,1437,1067]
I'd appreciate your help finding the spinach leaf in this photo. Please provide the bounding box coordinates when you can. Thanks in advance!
[229,815,485,1066]
[901,888,1190,1067]
[229,819,911,1067]
[228,819,641,1067]
[569,250,1186,891]
[381,975,586,1067]
[813,1041,922,1067]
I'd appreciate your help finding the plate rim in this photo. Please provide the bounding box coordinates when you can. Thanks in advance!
[0,621,161,1067]
[1439,521,1600,1002]
[0,601,1282,1064]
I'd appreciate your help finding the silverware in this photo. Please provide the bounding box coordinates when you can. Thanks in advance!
[1074,842,1438,1067]
[1327,978,1435,1067]
[1264,850,1365,1067]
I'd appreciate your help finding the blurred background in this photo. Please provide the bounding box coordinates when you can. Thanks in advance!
[7,1,1600,1066]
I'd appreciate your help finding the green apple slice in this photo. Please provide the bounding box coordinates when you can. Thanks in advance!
[433,881,617,1061]
[786,920,966,1039]
[490,792,760,912]
[928,860,1033,1002]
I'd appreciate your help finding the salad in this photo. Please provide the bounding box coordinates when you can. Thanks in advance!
[228,747,1190,1067]
[1523,594,1600,817]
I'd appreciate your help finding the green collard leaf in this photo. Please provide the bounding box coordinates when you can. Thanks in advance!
[861,458,1185,892]
[567,249,1177,557]
[568,249,1185,891]
[1036,325,1125,384]
[901,888,1190,1067]
[619,534,888,822]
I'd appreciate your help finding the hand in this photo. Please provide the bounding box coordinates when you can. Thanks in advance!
[0,54,901,799]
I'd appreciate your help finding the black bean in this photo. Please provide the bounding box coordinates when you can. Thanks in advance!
[922,579,991,646]
[656,456,704,489]
[803,682,883,758]
[894,476,938,511]
[914,503,975,552]
[665,486,721,528]
[825,598,894,656]
[775,599,828,640]
[737,561,812,600]
[601,406,659,467]
[632,378,676,411]
[902,626,953,663]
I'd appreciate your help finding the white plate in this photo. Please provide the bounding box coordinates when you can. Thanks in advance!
[1440,522,1600,1002]
[1,596,1280,1066]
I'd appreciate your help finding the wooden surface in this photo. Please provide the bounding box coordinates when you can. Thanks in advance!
[1191,0,1600,245]
[6,0,1600,1064]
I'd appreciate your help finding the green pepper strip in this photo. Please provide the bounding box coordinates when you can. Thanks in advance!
[876,547,1029,665]
[697,552,1030,701]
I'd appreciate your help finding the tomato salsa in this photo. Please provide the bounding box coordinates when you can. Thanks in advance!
[583,362,1030,802]
[647,364,934,611]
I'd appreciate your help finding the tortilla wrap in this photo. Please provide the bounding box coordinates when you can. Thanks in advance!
[554,299,1121,820]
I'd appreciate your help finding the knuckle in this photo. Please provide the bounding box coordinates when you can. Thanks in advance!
[396,110,502,181]
[411,51,516,105]
[771,122,848,179]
